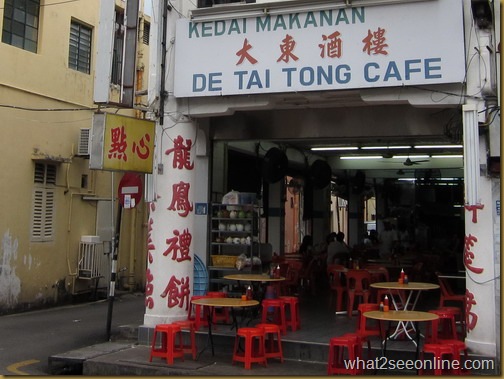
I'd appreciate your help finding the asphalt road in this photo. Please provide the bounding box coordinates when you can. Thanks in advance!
[0,292,144,375]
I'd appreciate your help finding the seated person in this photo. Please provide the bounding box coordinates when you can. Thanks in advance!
[327,232,351,266]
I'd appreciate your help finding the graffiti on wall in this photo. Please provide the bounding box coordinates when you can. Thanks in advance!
[0,230,21,308]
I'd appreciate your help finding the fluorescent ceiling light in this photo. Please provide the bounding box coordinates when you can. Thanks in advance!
[361,146,411,150]
[431,155,464,158]
[340,156,383,160]
[414,145,463,149]
[392,155,430,159]
[311,147,358,151]
[398,178,416,181]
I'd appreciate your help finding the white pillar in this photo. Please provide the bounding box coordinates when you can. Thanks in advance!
[143,119,199,326]
[462,105,497,356]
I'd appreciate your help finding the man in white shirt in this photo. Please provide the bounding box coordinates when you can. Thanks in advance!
[327,232,351,265]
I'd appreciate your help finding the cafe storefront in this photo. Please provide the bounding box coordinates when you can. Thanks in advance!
[142,0,500,359]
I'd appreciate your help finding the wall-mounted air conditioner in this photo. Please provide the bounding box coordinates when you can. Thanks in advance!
[77,128,91,156]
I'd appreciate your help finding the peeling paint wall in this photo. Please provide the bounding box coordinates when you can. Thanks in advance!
[0,230,21,308]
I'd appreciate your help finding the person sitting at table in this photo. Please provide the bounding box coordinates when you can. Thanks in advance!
[327,232,351,266]
[299,235,314,267]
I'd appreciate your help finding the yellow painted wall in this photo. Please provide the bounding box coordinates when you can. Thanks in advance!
[0,0,150,312]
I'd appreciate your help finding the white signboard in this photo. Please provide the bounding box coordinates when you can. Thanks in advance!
[174,1,465,97]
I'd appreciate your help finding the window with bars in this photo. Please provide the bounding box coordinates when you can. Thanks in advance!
[31,163,56,242]
[68,20,92,74]
[142,21,150,45]
[1,0,40,53]
[111,11,124,85]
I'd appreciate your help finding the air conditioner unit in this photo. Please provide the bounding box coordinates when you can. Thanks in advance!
[78,235,102,279]
[77,128,91,156]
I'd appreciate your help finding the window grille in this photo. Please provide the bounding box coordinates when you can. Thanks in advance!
[68,20,92,74]
[143,21,150,45]
[111,11,124,85]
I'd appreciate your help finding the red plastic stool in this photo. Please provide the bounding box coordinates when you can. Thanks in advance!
[206,291,231,325]
[438,306,465,338]
[419,343,458,375]
[427,309,458,342]
[279,296,301,332]
[149,324,185,365]
[356,303,382,358]
[173,320,197,360]
[188,295,209,331]
[439,339,470,375]
[327,333,363,375]
[261,299,287,335]
[256,323,284,363]
[232,327,267,370]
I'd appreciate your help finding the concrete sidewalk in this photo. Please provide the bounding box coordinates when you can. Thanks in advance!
[81,343,329,376]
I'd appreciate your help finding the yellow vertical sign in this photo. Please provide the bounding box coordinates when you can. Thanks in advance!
[102,113,155,173]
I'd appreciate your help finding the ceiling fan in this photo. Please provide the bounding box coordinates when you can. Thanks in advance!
[403,157,429,166]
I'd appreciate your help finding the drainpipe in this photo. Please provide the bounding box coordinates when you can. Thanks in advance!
[127,208,137,291]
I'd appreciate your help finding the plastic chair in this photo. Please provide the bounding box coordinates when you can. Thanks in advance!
[206,291,231,325]
[355,303,382,358]
[149,324,185,364]
[436,272,465,308]
[439,339,470,375]
[426,309,459,342]
[438,306,465,338]
[279,266,300,296]
[255,323,284,363]
[187,295,209,330]
[346,269,372,318]
[173,320,197,360]
[261,299,287,335]
[327,333,363,375]
[419,343,458,375]
[327,265,347,313]
[279,295,301,331]
[232,327,267,369]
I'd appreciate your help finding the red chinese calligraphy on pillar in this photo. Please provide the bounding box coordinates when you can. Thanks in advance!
[160,275,191,311]
[165,135,194,170]
[164,228,192,262]
[465,204,484,223]
[463,234,484,274]
[168,181,193,217]
[145,268,154,309]
[465,289,478,332]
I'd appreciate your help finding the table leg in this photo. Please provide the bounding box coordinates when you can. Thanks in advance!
[196,308,215,359]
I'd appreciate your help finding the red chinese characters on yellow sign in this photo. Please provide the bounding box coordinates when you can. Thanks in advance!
[101,113,155,173]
